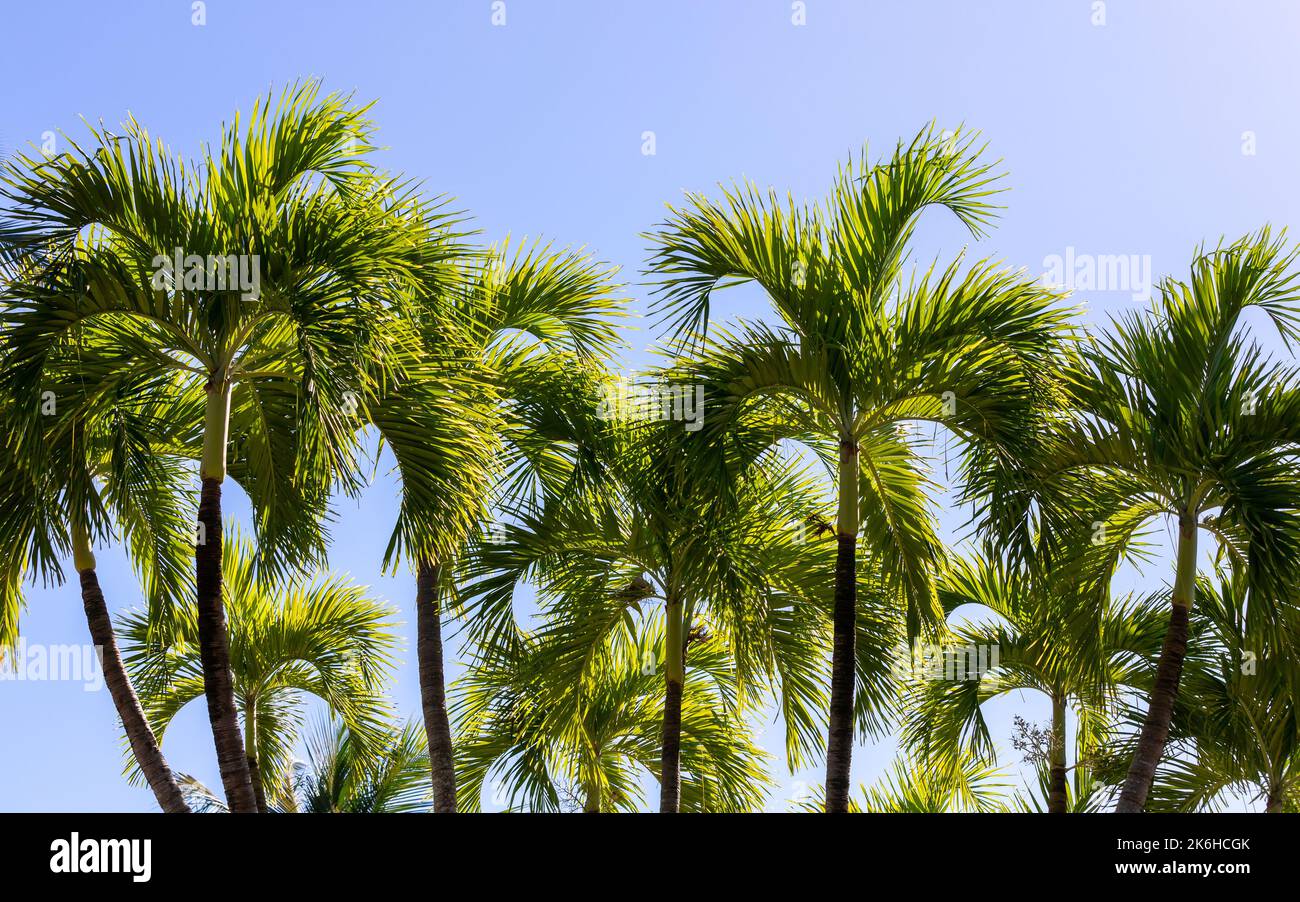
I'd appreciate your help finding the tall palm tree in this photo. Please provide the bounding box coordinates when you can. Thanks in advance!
[0,81,460,811]
[646,126,1072,810]
[462,407,881,812]
[900,553,1167,812]
[119,533,398,813]
[453,617,772,812]
[1032,229,1300,811]
[0,331,194,812]
[366,240,623,811]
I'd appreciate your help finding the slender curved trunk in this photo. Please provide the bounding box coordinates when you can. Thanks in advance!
[74,527,190,813]
[825,439,859,813]
[1265,786,1285,813]
[245,698,267,814]
[196,380,258,813]
[659,596,685,813]
[417,560,457,812]
[1047,693,1068,814]
[1116,514,1197,813]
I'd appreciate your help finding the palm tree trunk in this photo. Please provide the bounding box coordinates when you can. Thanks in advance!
[1048,693,1068,814]
[825,439,859,813]
[583,781,601,813]
[245,698,267,813]
[73,528,191,814]
[417,560,457,813]
[195,379,258,813]
[659,596,685,813]
[1116,514,1197,813]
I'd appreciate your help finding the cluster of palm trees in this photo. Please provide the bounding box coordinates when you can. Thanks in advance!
[2,82,1298,814]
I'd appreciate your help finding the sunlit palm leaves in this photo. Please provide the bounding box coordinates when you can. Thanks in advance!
[0,328,196,646]
[119,532,398,808]
[453,617,771,812]
[8,85,1300,818]
[899,550,1167,811]
[646,124,1073,810]
[1105,571,1300,812]
[291,718,432,813]
[359,233,624,811]
[0,79,466,572]
[795,749,1011,813]
[179,718,432,814]
[1024,229,1300,809]
[458,407,872,776]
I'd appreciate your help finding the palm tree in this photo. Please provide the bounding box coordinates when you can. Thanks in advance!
[461,389,884,812]
[0,331,194,812]
[365,240,623,811]
[119,533,398,813]
[453,616,772,812]
[0,81,460,811]
[1032,229,1300,811]
[1106,571,1300,812]
[900,553,1166,812]
[646,126,1072,811]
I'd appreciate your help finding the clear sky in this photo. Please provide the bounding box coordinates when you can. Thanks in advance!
[2,0,1298,811]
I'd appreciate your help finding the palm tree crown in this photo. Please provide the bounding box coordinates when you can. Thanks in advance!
[647,125,1073,810]
[120,532,398,812]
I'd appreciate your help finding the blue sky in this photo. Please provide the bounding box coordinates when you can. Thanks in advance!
[2,0,1298,811]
